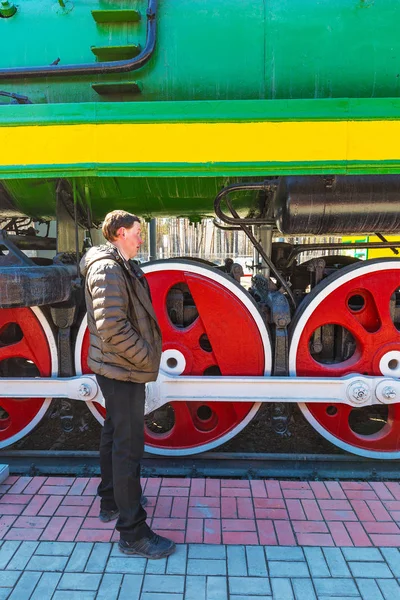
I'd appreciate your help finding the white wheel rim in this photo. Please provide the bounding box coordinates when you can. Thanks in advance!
[289,259,400,460]
[75,260,272,455]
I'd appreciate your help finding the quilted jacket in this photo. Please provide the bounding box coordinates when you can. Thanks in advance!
[80,244,162,383]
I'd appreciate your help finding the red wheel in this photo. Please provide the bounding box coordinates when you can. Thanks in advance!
[75,260,271,455]
[0,307,57,448]
[289,259,400,458]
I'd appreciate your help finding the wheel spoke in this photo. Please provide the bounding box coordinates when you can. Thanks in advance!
[78,261,271,455]
[290,260,400,458]
[0,339,36,364]
[0,308,56,448]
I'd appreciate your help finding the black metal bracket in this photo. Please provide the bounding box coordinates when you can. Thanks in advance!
[0,230,78,308]
[0,0,157,79]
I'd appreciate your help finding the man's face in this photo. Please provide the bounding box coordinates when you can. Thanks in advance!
[118,221,143,259]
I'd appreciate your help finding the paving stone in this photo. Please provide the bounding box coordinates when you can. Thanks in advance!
[314,578,360,596]
[52,592,96,600]
[117,574,143,599]
[166,544,187,575]
[271,579,294,600]
[323,548,351,577]
[246,546,268,577]
[143,574,184,594]
[265,546,304,562]
[110,542,122,557]
[0,571,21,587]
[57,573,101,591]
[229,576,271,596]
[184,575,206,600]
[342,548,384,562]
[227,545,247,576]
[65,543,93,572]
[291,578,317,600]
[145,557,166,574]
[269,561,309,578]
[355,579,384,600]
[187,558,226,576]
[304,547,330,577]
[207,576,228,600]
[188,544,225,559]
[105,556,146,574]
[376,579,400,600]
[26,555,68,571]
[85,542,111,573]
[6,542,38,570]
[229,596,271,600]
[96,574,123,600]
[30,573,62,600]
[7,571,41,600]
[380,548,400,577]
[349,562,393,579]
[0,542,21,569]
[35,542,74,556]
[141,595,183,600]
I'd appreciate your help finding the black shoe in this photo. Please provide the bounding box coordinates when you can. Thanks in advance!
[119,531,176,559]
[99,495,148,522]
[99,507,119,523]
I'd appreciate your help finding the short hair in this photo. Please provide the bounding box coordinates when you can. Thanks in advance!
[102,210,140,241]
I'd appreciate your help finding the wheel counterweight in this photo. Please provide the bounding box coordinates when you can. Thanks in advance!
[289,259,400,459]
[75,260,271,455]
[0,307,57,448]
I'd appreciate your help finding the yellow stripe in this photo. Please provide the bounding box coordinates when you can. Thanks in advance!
[0,120,399,166]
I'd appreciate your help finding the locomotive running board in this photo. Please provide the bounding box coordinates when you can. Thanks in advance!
[1,372,400,413]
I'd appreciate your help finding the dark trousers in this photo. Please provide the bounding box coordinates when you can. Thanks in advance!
[96,374,149,541]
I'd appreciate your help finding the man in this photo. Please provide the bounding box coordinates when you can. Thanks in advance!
[80,210,176,559]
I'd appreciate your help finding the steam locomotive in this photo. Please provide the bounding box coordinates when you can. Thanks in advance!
[1,0,400,458]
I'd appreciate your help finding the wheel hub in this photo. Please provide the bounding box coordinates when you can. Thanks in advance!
[75,260,271,456]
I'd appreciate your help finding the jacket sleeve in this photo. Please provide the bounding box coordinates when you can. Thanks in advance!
[88,261,149,366]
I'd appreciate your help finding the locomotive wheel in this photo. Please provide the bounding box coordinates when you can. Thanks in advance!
[0,307,57,448]
[289,259,400,459]
[75,260,271,455]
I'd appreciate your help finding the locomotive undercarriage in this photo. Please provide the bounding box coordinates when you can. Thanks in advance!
[1,176,400,459]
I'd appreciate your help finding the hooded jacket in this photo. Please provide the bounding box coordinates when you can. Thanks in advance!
[80,243,162,383]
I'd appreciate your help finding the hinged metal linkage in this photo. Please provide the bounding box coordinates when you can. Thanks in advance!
[0,0,156,79]
[213,181,296,309]
[1,372,400,414]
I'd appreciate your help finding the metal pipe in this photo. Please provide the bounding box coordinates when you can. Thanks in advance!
[217,191,296,309]
[286,240,400,267]
[149,218,157,261]
[0,0,157,79]
[0,235,56,250]
[214,181,277,226]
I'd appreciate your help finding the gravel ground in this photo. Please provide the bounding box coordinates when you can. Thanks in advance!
[9,401,343,455]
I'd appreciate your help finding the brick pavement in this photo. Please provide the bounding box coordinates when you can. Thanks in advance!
[2,477,400,547]
[2,476,400,598]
